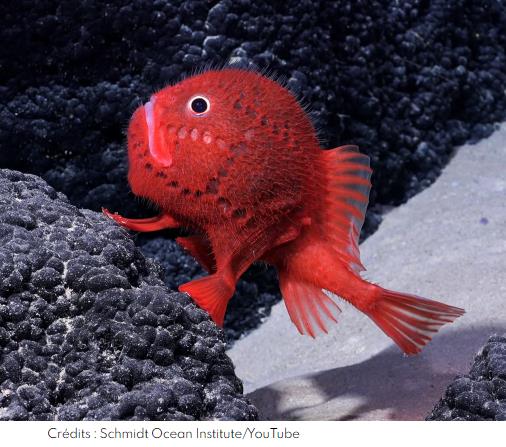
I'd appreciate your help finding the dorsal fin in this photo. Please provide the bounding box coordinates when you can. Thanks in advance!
[319,145,372,272]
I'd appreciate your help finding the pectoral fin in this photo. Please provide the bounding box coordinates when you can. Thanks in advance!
[102,208,179,232]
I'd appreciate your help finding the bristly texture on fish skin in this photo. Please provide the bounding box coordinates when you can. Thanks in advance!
[427,335,506,421]
[0,0,504,341]
[0,169,258,421]
[1,0,505,228]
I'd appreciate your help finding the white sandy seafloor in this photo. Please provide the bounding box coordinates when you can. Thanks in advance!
[228,122,506,421]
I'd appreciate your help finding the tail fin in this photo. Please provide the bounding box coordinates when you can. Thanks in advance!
[365,287,465,355]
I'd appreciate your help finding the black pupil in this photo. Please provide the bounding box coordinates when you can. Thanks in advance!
[191,97,208,113]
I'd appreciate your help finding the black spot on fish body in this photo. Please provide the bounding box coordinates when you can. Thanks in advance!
[232,208,246,219]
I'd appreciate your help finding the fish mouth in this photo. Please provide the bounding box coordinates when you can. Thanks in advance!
[144,95,173,167]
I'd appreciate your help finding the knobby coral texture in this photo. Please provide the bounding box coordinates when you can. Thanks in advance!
[0,170,257,421]
[427,335,506,421]
[1,0,505,341]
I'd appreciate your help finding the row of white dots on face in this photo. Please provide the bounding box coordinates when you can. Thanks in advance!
[167,126,255,146]
[168,126,214,145]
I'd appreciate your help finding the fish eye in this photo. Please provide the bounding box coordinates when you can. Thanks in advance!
[189,96,210,115]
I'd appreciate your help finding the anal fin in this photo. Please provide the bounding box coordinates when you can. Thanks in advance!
[278,270,341,337]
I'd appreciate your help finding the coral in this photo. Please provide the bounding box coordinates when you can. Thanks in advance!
[427,335,506,421]
[0,169,257,420]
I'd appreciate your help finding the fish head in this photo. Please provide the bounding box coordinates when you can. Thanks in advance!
[126,68,317,214]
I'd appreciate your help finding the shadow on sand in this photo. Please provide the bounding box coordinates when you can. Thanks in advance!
[247,325,505,420]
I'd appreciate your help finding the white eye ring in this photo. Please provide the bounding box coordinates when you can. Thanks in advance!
[188,95,210,115]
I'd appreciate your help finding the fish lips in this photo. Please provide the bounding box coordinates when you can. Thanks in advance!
[143,95,173,168]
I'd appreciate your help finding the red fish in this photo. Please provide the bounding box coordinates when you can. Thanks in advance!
[103,68,464,355]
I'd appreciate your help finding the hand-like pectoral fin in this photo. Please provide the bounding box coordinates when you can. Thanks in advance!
[102,208,180,232]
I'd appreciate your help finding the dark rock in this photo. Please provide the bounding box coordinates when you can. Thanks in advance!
[0,170,257,421]
[428,335,506,421]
